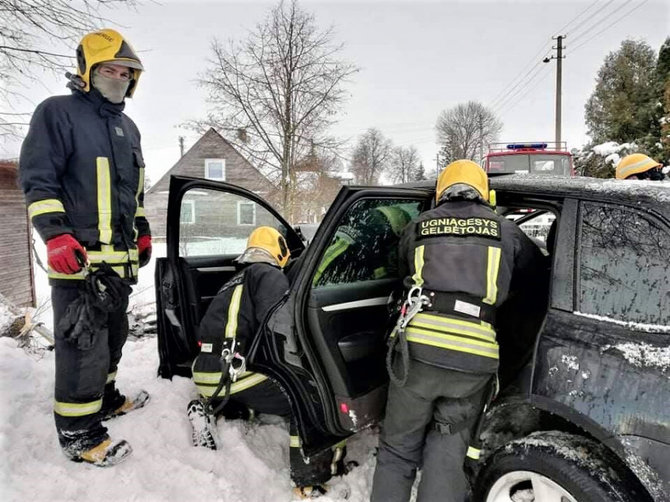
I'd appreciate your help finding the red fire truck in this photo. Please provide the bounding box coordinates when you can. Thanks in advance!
[484,142,574,176]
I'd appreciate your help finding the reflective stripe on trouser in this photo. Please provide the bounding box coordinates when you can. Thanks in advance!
[52,284,129,452]
[193,371,268,397]
[48,246,139,281]
[371,360,489,502]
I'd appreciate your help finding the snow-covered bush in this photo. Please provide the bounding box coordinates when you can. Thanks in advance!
[573,141,637,178]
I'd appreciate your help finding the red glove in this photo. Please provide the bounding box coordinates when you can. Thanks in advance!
[137,235,152,267]
[46,234,88,274]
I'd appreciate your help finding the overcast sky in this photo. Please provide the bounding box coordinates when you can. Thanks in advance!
[1,0,668,183]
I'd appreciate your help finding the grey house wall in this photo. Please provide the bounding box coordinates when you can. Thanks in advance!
[144,128,278,240]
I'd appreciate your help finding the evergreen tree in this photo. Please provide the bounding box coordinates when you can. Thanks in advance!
[584,40,658,152]
[656,37,670,164]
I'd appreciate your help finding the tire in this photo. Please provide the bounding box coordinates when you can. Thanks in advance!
[474,431,647,502]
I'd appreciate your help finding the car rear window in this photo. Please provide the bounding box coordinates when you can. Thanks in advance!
[578,202,670,327]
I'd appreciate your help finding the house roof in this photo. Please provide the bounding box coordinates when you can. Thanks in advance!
[147,128,274,194]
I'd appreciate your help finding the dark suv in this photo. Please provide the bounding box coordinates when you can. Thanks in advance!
[155,174,669,501]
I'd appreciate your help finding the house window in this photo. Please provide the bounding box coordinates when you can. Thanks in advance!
[237,201,256,226]
[205,159,226,180]
[180,200,195,224]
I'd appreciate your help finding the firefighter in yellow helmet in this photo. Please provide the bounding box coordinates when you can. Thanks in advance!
[188,227,345,498]
[616,153,665,180]
[19,29,150,467]
[371,160,545,502]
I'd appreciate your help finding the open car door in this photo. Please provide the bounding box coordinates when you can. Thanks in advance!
[253,185,432,454]
[156,175,304,379]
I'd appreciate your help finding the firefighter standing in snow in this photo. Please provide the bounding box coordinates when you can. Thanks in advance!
[370,160,544,502]
[189,227,342,498]
[19,29,151,467]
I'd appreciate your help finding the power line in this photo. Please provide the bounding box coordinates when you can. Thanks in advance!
[492,63,549,113]
[570,0,651,53]
[498,68,553,117]
[569,0,634,45]
[489,41,552,108]
[487,0,602,112]
[555,0,603,35]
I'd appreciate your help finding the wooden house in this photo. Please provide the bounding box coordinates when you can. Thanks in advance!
[0,160,35,308]
[144,129,278,241]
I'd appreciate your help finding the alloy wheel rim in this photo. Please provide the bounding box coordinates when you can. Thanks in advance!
[486,470,579,502]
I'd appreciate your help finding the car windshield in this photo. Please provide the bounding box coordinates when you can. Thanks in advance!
[488,154,571,175]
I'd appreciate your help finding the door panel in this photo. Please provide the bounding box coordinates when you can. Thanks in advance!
[156,175,303,378]
[283,189,431,437]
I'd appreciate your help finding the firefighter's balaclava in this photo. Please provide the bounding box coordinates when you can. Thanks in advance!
[91,65,132,104]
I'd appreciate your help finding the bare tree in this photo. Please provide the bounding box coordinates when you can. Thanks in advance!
[435,101,502,165]
[192,0,357,219]
[0,1,137,137]
[388,145,421,184]
[351,128,393,184]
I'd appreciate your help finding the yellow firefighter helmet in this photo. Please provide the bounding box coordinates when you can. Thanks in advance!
[76,28,144,97]
[435,159,489,203]
[246,226,290,268]
[615,153,662,180]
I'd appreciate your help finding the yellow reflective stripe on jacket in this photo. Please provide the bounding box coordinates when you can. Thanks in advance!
[54,398,102,417]
[225,285,244,339]
[193,371,223,385]
[412,245,425,286]
[483,246,501,305]
[48,264,128,280]
[230,373,268,394]
[405,327,499,359]
[290,435,301,448]
[313,237,350,284]
[28,199,65,219]
[97,157,112,244]
[134,166,145,239]
[409,312,496,342]
[106,371,117,384]
[466,446,481,460]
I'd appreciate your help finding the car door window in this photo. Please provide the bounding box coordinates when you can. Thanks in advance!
[312,199,421,287]
[179,187,286,257]
[578,202,670,326]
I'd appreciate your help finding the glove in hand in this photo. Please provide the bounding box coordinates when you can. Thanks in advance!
[47,234,87,274]
[137,235,152,267]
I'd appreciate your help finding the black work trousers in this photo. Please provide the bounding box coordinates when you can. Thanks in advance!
[371,359,490,502]
[215,379,334,487]
[52,284,130,454]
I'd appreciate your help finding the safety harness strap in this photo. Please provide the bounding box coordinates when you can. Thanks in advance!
[423,290,497,325]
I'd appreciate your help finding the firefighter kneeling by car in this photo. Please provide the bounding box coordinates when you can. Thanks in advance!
[371,160,545,502]
[187,226,347,499]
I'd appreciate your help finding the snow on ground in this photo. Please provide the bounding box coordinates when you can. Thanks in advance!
[0,335,378,501]
[1,243,380,501]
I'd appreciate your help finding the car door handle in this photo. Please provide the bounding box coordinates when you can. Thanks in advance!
[322,296,389,312]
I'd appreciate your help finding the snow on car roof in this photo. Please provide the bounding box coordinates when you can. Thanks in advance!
[488,174,670,206]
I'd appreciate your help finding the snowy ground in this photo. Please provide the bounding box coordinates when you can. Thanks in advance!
[0,244,380,501]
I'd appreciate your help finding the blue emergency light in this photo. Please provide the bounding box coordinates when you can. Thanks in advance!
[506,143,548,150]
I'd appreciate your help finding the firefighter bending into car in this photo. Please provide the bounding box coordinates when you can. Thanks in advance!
[19,29,151,467]
[188,226,346,499]
[615,153,666,180]
[370,160,545,502]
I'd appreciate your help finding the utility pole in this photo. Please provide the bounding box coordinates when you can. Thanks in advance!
[434,154,440,178]
[478,114,484,164]
[544,35,565,146]
[178,136,185,157]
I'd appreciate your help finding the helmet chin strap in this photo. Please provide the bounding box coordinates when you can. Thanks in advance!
[91,70,130,103]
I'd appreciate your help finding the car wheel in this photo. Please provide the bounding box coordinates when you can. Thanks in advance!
[474,431,642,502]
